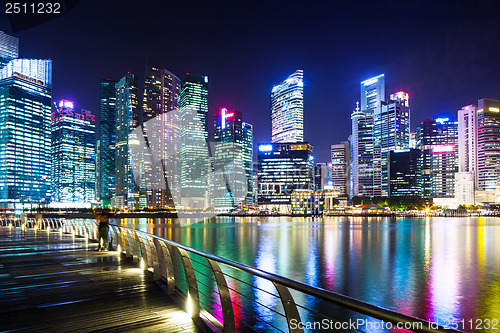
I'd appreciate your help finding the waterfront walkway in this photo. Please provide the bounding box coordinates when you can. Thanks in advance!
[0,227,202,333]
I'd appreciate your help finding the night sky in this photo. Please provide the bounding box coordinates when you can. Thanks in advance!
[1,0,500,162]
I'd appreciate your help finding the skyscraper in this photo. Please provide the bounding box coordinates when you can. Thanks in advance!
[415,118,458,198]
[51,100,96,204]
[96,79,117,207]
[350,102,378,197]
[0,31,18,69]
[212,108,248,209]
[115,73,144,209]
[257,142,314,211]
[242,122,253,205]
[142,57,181,208]
[180,74,209,208]
[389,149,421,197]
[0,59,52,207]
[360,74,385,111]
[477,98,500,192]
[376,92,411,196]
[271,70,303,143]
[457,104,478,188]
[331,141,350,197]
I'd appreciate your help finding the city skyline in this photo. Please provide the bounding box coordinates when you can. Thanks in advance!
[2,1,500,162]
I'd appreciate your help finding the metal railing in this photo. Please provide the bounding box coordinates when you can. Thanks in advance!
[0,217,461,333]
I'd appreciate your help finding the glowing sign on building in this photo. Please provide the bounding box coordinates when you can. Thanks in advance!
[58,100,74,109]
[220,108,234,129]
[433,145,455,153]
[259,144,273,152]
[435,117,450,124]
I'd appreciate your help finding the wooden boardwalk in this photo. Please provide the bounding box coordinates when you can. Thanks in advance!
[0,227,203,333]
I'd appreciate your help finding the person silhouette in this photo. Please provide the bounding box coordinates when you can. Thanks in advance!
[94,209,110,251]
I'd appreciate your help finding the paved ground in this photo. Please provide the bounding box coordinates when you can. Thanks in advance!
[0,227,203,333]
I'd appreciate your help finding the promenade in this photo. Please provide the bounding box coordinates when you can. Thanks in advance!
[0,227,201,333]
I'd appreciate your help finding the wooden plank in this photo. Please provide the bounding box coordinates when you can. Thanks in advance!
[0,227,202,333]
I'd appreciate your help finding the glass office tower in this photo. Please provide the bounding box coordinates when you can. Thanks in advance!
[142,57,181,208]
[96,79,117,207]
[115,73,144,209]
[180,74,209,209]
[415,118,458,197]
[242,122,253,205]
[477,98,500,191]
[257,142,314,208]
[51,100,96,204]
[0,31,18,69]
[271,70,304,143]
[0,59,52,208]
[212,108,247,209]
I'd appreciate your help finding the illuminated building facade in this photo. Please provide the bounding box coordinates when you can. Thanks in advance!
[0,59,52,207]
[96,79,117,207]
[375,92,411,196]
[212,108,249,209]
[351,102,378,197]
[180,74,209,208]
[115,73,144,209]
[291,190,324,215]
[142,57,181,208]
[242,122,253,205]
[389,149,421,197]
[477,98,500,191]
[271,70,303,143]
[457,104,478,188]
[331,141,349,197]
[51,100,96,203]
[257,142,314,208]
[0,31,18,69]
[360,74,384,111]
[415,118,458,197]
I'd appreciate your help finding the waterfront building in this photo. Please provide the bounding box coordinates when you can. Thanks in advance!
[51,100,96,205]
[0,58,52,208]
[115,73,144,209]
[331,142,350,198]
[212,108,248,209]
[388,149,421,197]
[242,122,253,205]
[375,92,411,196]
[180,74,209,209]
[455,172,475,206]
[415,118,458,198]
[352,75,410,197]
[96,79,117,207]
[457,104,478,189]
[142,57,181,208]
[257,142,314,212]
[314,163,331,191]
[0,31,18,69]
[476,98,500,192]
[350,102,379,197]
[271,70,303,143]
[291,190,324,215]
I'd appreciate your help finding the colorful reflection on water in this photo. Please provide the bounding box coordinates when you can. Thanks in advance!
[114,216,500,332]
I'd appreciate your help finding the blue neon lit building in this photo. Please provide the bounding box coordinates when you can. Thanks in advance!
[51,100,96,204]
[0,59,52,208]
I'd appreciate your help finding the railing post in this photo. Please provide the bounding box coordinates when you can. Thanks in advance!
[153,238,175,293]
[207,259,235,333]
[175,247,200,318]
[273,282,303,333]
[136,233,149,270]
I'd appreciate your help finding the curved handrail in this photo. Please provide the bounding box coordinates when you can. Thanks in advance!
[0,217,462,333]
[116,224,458,333]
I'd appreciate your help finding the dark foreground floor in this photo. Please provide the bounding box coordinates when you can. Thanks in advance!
[0,227,202,333]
